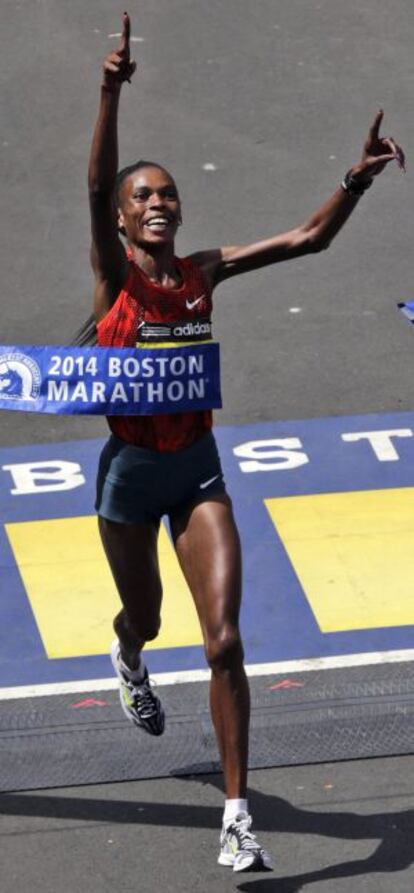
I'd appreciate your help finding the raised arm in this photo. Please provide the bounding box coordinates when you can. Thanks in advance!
[88,13,136,319]
[191,111,405,289]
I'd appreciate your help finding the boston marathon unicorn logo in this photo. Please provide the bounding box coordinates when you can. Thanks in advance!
[0,352,41,401]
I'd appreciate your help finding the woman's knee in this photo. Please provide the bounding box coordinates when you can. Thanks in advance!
[132,614,161,642]
[114,596,161,642]
[205,626,244,672]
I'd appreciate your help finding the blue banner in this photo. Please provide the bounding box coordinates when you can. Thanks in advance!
[0,344,221,415]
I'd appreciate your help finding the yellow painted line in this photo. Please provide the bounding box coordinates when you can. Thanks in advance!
[5,516,203,659]
[265,488,414,632]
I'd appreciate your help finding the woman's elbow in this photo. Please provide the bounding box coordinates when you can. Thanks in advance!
[306,232,331,254]
[293,228,331,255]
[308,235,331,253]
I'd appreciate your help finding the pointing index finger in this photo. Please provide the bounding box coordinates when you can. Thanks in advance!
[120,11,130,53]
[369,109,384,140]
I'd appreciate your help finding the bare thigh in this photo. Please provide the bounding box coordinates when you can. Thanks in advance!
[170,494,243,665]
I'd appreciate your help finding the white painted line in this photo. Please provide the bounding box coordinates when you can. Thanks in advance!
[108,33,144,42]
[244,649,414,675]
[0,649,413,701]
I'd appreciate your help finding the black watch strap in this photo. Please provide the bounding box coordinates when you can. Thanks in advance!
[341,169,373,196]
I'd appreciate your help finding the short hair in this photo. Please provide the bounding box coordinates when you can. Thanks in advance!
[115,160,176,205]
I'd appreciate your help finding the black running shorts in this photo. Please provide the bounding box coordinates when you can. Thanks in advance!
[95,431,226,525]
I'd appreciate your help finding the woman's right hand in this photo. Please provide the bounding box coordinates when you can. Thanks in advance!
[102,12,136,88]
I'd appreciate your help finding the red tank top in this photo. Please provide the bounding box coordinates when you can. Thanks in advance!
[96,255,213,452]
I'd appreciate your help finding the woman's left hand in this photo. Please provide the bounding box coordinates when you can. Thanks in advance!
[354,110,405,182]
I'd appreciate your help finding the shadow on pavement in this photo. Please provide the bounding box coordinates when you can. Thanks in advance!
[232,780,412,891]
[237,815,411,892]
[190,772,414,889]
[0,773,412,889]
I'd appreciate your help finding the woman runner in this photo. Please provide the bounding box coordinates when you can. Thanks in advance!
[89,13,404,872]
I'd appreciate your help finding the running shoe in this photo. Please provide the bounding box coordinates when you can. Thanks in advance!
[110,640,165,736]
[218,813,273,872]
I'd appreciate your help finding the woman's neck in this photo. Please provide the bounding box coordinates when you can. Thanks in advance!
[128,243,181,287]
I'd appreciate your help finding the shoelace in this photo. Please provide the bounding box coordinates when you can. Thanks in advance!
[128,679,159,717]
[230,818,260,851]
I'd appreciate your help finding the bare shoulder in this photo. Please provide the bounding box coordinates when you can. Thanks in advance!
[186,245,259,287]
[186,249,224,291]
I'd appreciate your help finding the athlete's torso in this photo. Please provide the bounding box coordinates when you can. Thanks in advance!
[96,254,213,451]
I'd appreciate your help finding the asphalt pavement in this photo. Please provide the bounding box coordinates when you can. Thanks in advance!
[1,757,413,893]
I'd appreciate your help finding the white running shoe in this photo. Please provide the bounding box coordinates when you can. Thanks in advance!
[110,640,165,736]
[218,813,273,872]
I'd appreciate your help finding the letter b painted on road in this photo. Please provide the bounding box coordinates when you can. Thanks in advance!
[2,461,85,495]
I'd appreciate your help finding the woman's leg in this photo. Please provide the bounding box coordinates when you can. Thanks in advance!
[171,494,272,870]
[98,515,165,735]
[98,516,162,669]
[170,494,249,798]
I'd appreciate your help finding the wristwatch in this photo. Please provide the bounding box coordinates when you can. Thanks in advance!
[341,168,373,196]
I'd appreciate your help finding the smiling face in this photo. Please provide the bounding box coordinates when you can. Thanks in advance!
[117,165,181,247]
